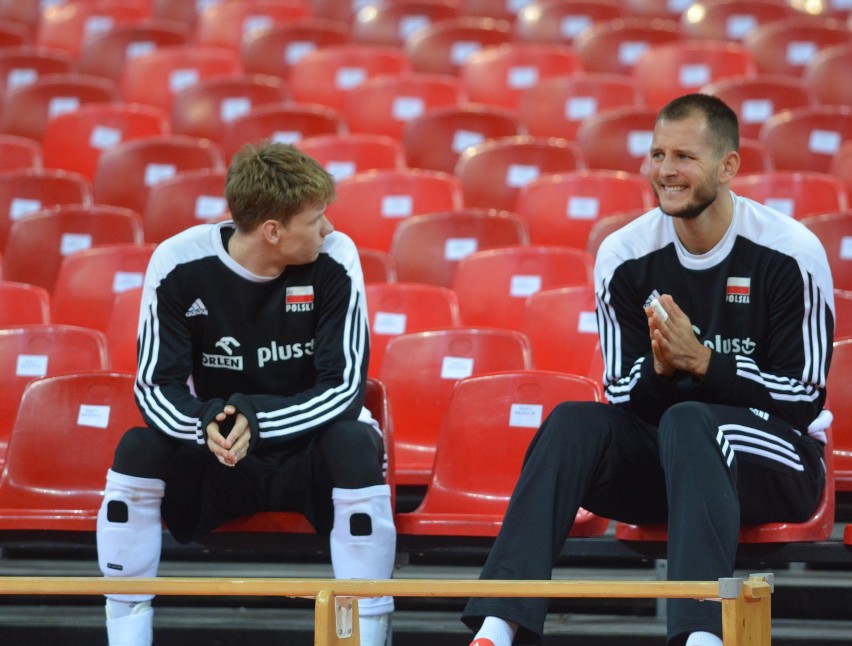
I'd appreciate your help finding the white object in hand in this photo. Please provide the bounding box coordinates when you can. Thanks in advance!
[649,297,669,322]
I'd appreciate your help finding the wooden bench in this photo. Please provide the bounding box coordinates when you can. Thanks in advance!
[0,574,774,645]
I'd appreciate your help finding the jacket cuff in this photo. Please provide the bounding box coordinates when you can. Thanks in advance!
[226,393,261,454]
[197,398,227,447]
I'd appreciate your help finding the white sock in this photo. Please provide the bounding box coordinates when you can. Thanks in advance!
[360,612,390,646]
[106,599,153,646]
[473,616,516,646]
[686,631,723,646]
[105,599,150,620]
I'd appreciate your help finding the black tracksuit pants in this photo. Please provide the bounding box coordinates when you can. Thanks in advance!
[462,400,825,645]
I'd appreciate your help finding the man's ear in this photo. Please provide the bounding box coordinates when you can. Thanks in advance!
[260,219,280,243]
[720,150,740,183]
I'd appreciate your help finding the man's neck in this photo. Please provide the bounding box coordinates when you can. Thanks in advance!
[672,191,734,255]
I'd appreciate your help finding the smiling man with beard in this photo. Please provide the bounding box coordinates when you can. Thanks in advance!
[463,94,835,646]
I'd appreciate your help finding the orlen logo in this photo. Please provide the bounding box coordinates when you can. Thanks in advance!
[258,338,315,367]
[202,337,244,370]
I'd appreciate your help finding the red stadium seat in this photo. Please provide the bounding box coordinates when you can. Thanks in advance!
[389,209,531,287]
[344,72,463,140]
[222,103,345,162]
[513,0,628,45]
[35,0,149,60]
[0,19,30,47]
[452,245,594,329]
[51,243,157,333]
[585,209,646,258]
[520,285,599,375]
[575,106,658,173]
[297,133,406,182]
[731,171,848,220]
[834,288,852,339]
[403,16,513,75]
[0,134,41,171]
[327,168,464,252]
[92,134,225,216]
[759,106,852,174]
[573,17,681,75]
[737,138,774,175]
[700,75,815,140]
[142,168,228,243]
[0,324,110,466]
[0,372,144,530]
[459,42,582,110]
[77,21,190,82]
[365,282,462,378]
[833,141,852,203]
[192,0,309,52]
[515,169,655,250]
[678,0,795,42]
[105,286,142,373]
[288,44,410,111]
[800,212,852,292]
[626,0,693,19]
[456,0,528,22]
[0,168,92,253]
[170,74,290,144]
[743,15,852,78]
[402,104,524,173]
[394,370,608,538]
[803,43,852,107]
[455,136,582,212]
[3,204,144,292]
[616,425,835,543]
[828,338,852,491]
[359,248,397,285]
[240,19,351,81]
[632,40,757,110]
[41,102,170,180]
[518,72,643,141]
[0,72,119,141]
[351,0,459,47]
[119,45,242,113]
[0,281,50,326]
[380,327,533,486]
[0,47,71,102]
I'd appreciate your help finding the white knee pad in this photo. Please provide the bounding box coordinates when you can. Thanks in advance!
[97,469,165,603]
[330,484,396,617]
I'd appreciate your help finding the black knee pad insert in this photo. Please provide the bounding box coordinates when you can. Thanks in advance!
[107,500,129,523]
[350,512,372,536]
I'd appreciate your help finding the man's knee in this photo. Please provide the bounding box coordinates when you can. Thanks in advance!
[113,427,177,479]
[317,421,385,489]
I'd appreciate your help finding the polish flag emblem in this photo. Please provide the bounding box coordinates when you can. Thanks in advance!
[286,286,314,304]
[726,277,750,297]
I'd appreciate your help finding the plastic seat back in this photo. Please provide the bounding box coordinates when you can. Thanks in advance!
[51,243,157,333]
[297,133,406,183]
[0,72,119,141]
[518,72,643,140]
[288,44,410,111]
[679,0,795,42]
[402,104,524,173]
[42,103,171,180]
[327,168,464,252]
[455,135,582,212]
[452,245,594,329]
[119,45,242,112]
[576,106,658,173]
[730,171,848,220]
[834,288,852,339]
[803,43,852,107]
[459,42,582,110]
[142,168,228,243]
[827,338,852,491]
[222,103,345,162]
[0,372,143,530]
[3,204,144,292]
[381,327,533,485]
[394,370,607,537]
[0,168,92,252]
[365,282,462,378]
[759,107,852,174]
[351,1,459,47]
[632,40,757,110]
[0,47,71,102]
[700,76,815,140]
[0,134,41,171]
[521,285,600,376]
[344,72,463,140]
[0,281,50,326]
[800,212,852,292]
[390,209,530,287]
[170,74,290,144]
[404,16,513,75]
[106,286,143,373]
[92,134,225,215]
[359,248,397,285]
[193,0,310,52]
[573,17,681,75]
[515,170,655,249]
[0,324,110,464]
[513,0,627,45]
